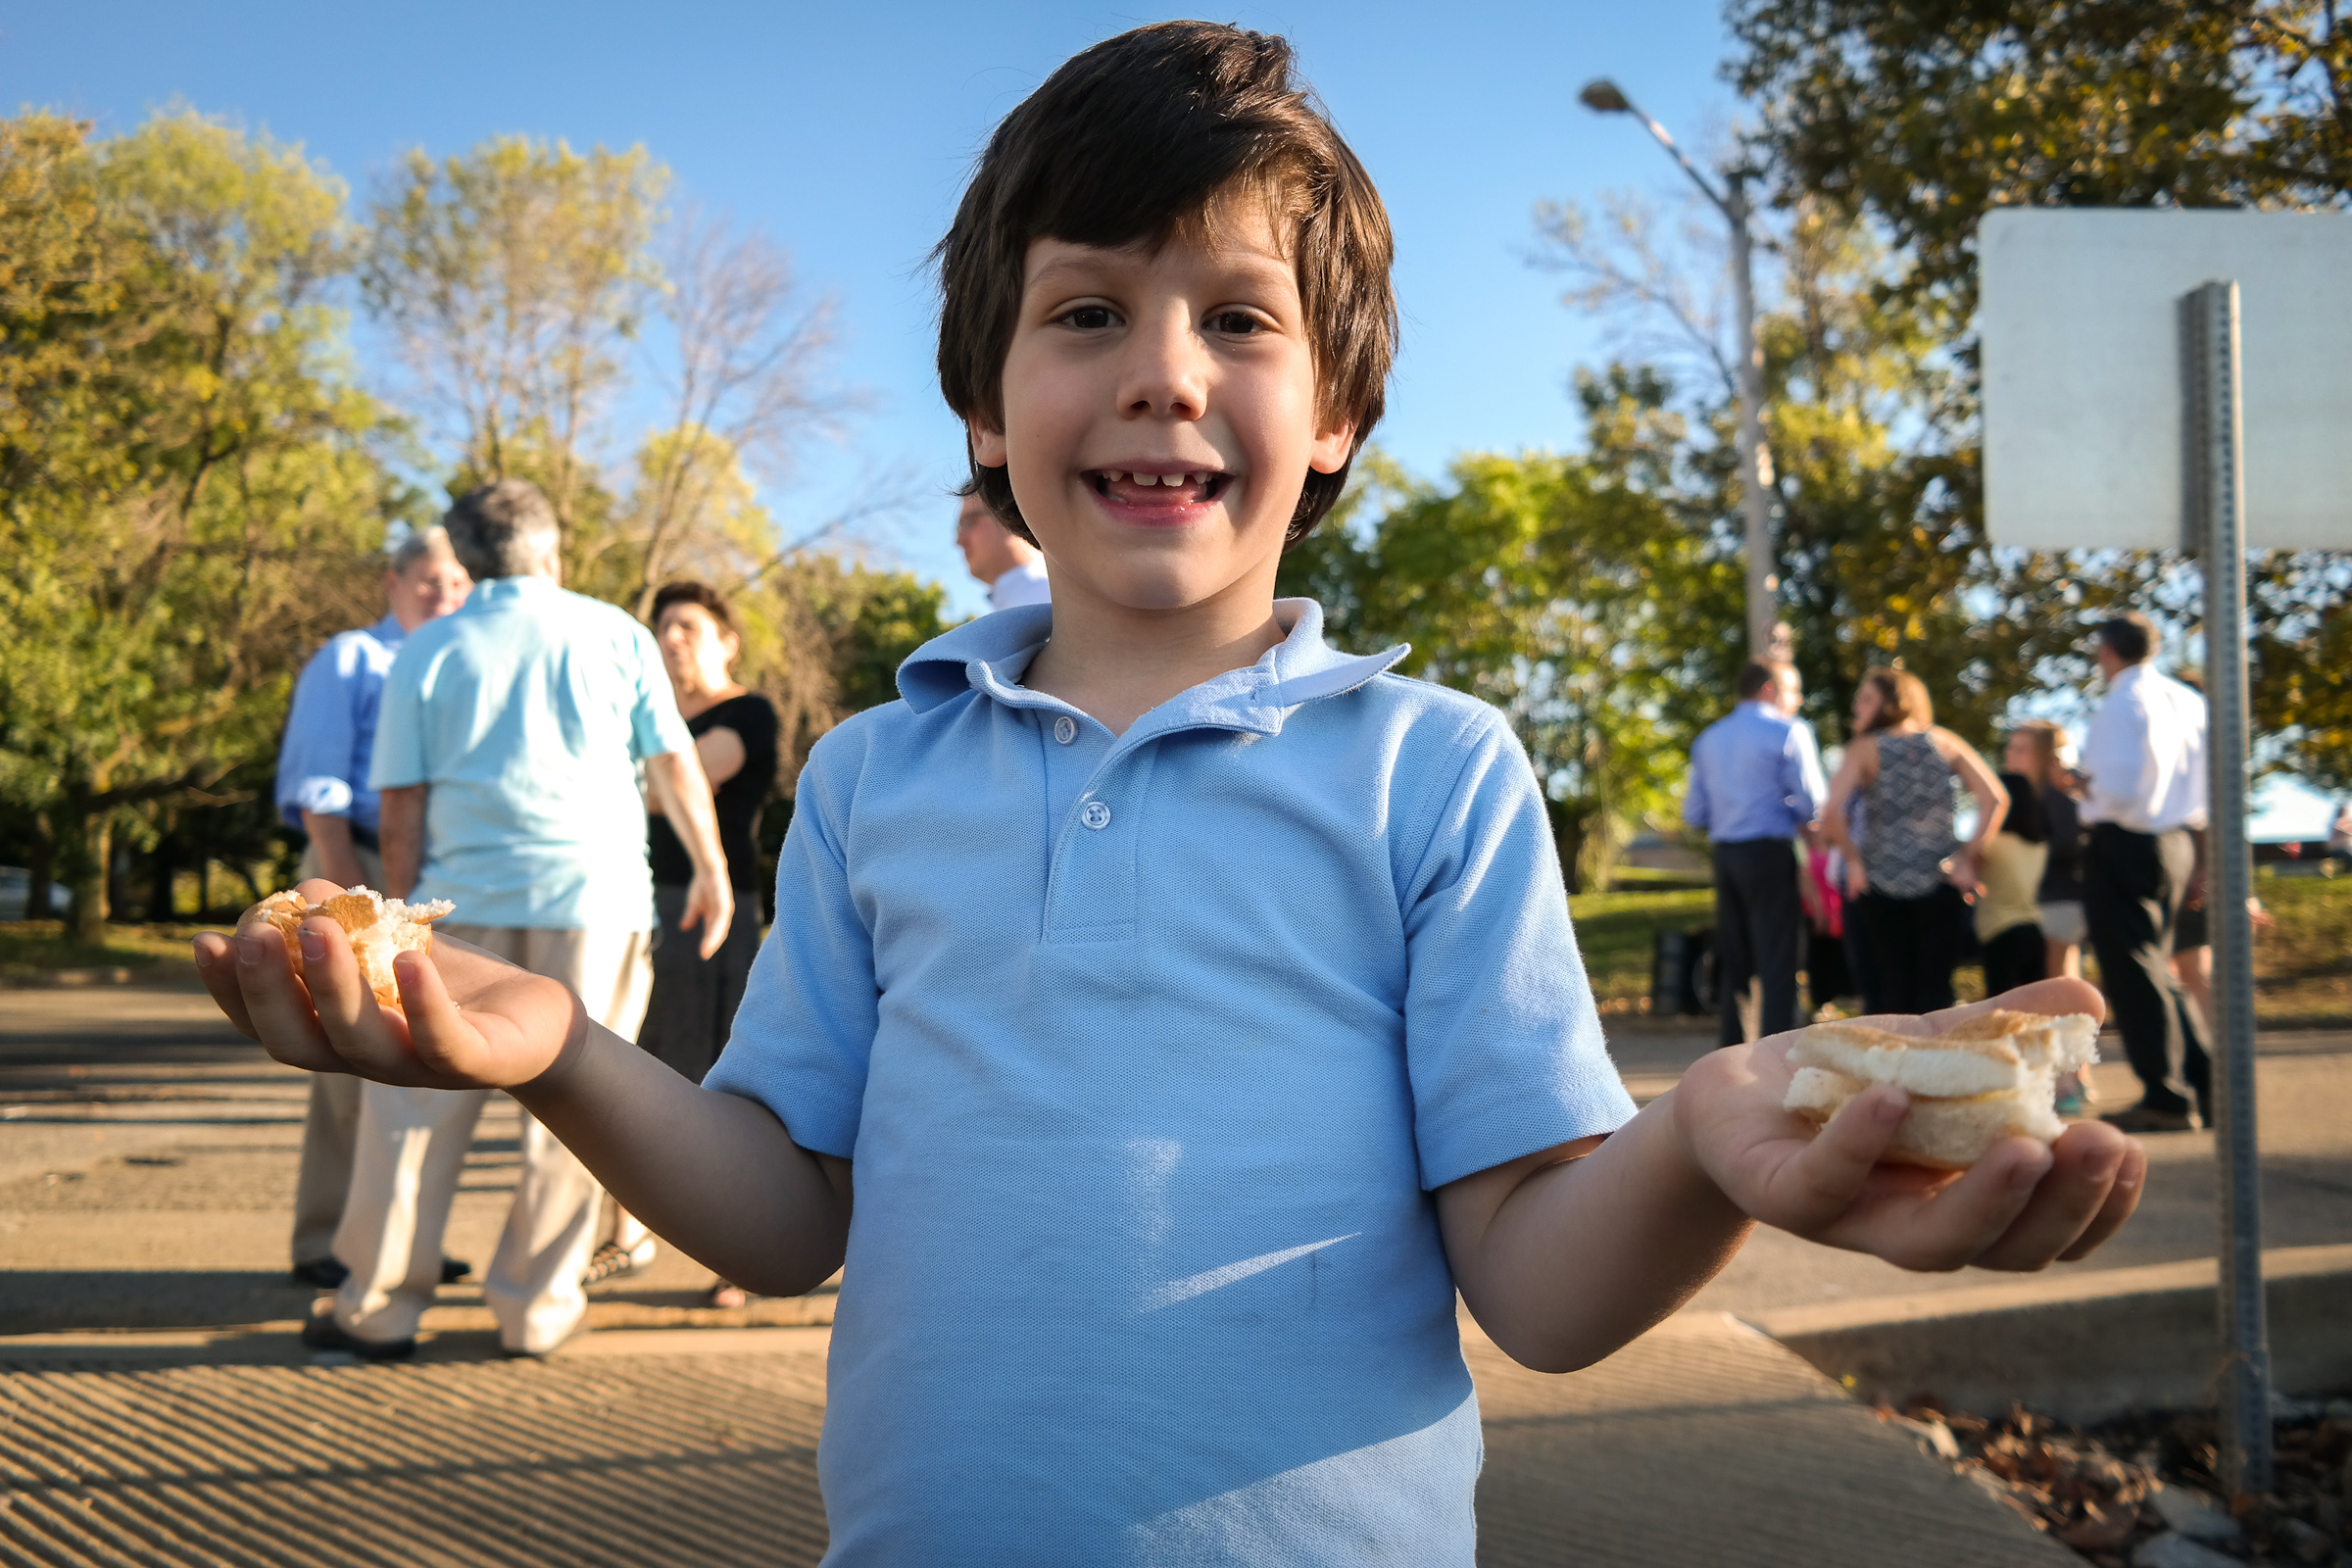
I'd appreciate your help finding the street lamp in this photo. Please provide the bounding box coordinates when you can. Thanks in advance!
[1580,78,1783,662]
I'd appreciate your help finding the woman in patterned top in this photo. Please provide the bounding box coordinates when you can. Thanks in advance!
[1821,668,2008,1015]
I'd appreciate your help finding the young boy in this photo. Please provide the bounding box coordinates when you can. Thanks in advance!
[198,23,2144,1564]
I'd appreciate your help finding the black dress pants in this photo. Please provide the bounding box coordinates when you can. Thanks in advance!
[1853,885,1966,1015]
[2084,823,2211,1117]
[1710,839,1803,1047]
[1980,922,2048,998]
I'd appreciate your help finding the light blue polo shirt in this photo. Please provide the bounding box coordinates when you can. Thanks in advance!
[707,599,1636,1565]
[369,576,692,929]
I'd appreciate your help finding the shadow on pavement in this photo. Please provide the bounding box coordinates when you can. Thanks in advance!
[0,1269,316,1335]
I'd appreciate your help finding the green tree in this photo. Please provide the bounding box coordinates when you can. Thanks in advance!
[0,111,396,937]
[1536,190,2150,752]
[362,134,666,569]
[1282,445,1739,891]
[1730,0,2350,321]
[1730,0,2352,779]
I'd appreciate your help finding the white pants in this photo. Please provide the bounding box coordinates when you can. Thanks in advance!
[330,923,653,1353]
[288,840,383,1266]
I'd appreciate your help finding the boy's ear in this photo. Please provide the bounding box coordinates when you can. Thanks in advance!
[967,417,1009,469]
[1308,416,1358,476]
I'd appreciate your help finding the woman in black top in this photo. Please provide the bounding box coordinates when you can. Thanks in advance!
[636,582,778,1306]
[643,581,779,1081]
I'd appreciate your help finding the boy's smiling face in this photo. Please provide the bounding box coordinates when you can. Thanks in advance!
[969,201,1355,617]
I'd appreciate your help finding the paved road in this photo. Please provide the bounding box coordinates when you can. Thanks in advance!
[7,985,2337,1565]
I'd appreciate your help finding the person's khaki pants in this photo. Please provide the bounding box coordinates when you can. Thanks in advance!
[288,840,384,1266]
[330,923,653,1353]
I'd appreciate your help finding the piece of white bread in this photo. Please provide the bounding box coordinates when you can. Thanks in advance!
[1782,1010,2100,1170]
[253,886,455,1009]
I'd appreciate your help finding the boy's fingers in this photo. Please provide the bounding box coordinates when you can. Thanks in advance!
[1968,1124,2136,1271]
[1765,1085,1909,1231]
[296,916,392,1066]
[1853,978,2108,1042]
[227,929,346,1074]
[389,950,493,1081]
[1848,1138,2055,1272]
[191,933,259,1039]
[2055,1136,2147,1262]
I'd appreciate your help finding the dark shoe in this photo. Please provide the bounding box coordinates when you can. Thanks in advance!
[300,1312,415,1361]
[291,1256,349,1289]
[297,1256,468,1289]
[2101,1102,2198,1134]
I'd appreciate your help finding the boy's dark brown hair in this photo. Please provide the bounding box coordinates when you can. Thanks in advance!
[935,21,1396,547]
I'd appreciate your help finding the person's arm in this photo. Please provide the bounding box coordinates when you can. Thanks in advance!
[1440,975,2145,1373]
[644,749,735,958]
[1935,729,2008,889]
[1788,721,1828,828]
[1682,731,1712,834]
[647,727,748,815]
[189,900,849,1296]
[1822,738,1872,897]
[378,785,426,900]
[300,811,367,889]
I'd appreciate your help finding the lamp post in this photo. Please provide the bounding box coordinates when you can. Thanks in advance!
[1580,79,1781,662]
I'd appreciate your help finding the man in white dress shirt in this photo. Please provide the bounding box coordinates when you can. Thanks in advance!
[2080,612,2211,1132]
[955,492,1052,610]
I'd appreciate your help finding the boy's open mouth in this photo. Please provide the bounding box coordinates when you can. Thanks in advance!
[1089,468,1228,507]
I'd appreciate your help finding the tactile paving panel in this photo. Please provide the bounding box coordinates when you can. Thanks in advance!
[0,1351,829,1567]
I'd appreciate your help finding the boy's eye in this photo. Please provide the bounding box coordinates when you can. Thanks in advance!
[1206,310,1262,335]
[1063,306,1116,330]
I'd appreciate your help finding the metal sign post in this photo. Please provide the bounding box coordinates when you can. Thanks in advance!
[2182,279,2272,1497]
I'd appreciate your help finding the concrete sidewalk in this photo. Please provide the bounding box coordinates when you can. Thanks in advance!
[1,1317,2069,1567]
[6,986,2341,1564]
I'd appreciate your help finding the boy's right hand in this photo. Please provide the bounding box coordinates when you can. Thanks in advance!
[192,880,583,1091]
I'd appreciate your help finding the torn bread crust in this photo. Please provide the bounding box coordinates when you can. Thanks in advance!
[1783,1011,2099,1170]
[252,886,454,1009]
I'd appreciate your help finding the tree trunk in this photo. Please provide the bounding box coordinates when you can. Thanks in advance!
[62,812,110,945]
[148,830,178,923]
[1546,799,1592,896]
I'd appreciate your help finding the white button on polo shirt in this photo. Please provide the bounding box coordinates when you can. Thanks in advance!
[1079,799,1111,830]
[1054,715,1077,745]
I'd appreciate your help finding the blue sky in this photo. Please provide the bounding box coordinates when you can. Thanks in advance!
[9,2,2340,835]
[3,0,1737,613]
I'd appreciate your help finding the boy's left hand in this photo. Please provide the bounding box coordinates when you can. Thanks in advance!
[1673,978,2145,1272]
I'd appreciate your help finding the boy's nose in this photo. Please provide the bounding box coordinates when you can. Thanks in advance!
[1117,310,1208,419]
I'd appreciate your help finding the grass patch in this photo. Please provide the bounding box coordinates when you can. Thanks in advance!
[1569,888,1712,1013]
[0,921,224,982]
[1565,870,2352,1028]
[2251,868,2352,1028]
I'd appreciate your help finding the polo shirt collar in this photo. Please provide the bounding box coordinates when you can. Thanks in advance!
[897,598,1409,737]
[369,612,406,647]
[463,575,564,611]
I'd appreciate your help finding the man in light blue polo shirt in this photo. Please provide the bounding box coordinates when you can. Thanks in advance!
[305,479,731,1360]
[272,524,470,1286]
[1683,660,1828,1047]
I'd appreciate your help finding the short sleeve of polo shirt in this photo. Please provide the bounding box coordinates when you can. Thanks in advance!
[625,620,695,761]
[705,748,873,1155]
[1394,708,1634,1189]
[368,646,428,792]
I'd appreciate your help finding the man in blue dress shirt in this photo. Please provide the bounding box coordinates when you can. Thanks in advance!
[272,525,471,1284]
[1683,661,1828,1047]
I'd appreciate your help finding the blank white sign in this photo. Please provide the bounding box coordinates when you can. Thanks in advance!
[1979,208,2352,550]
